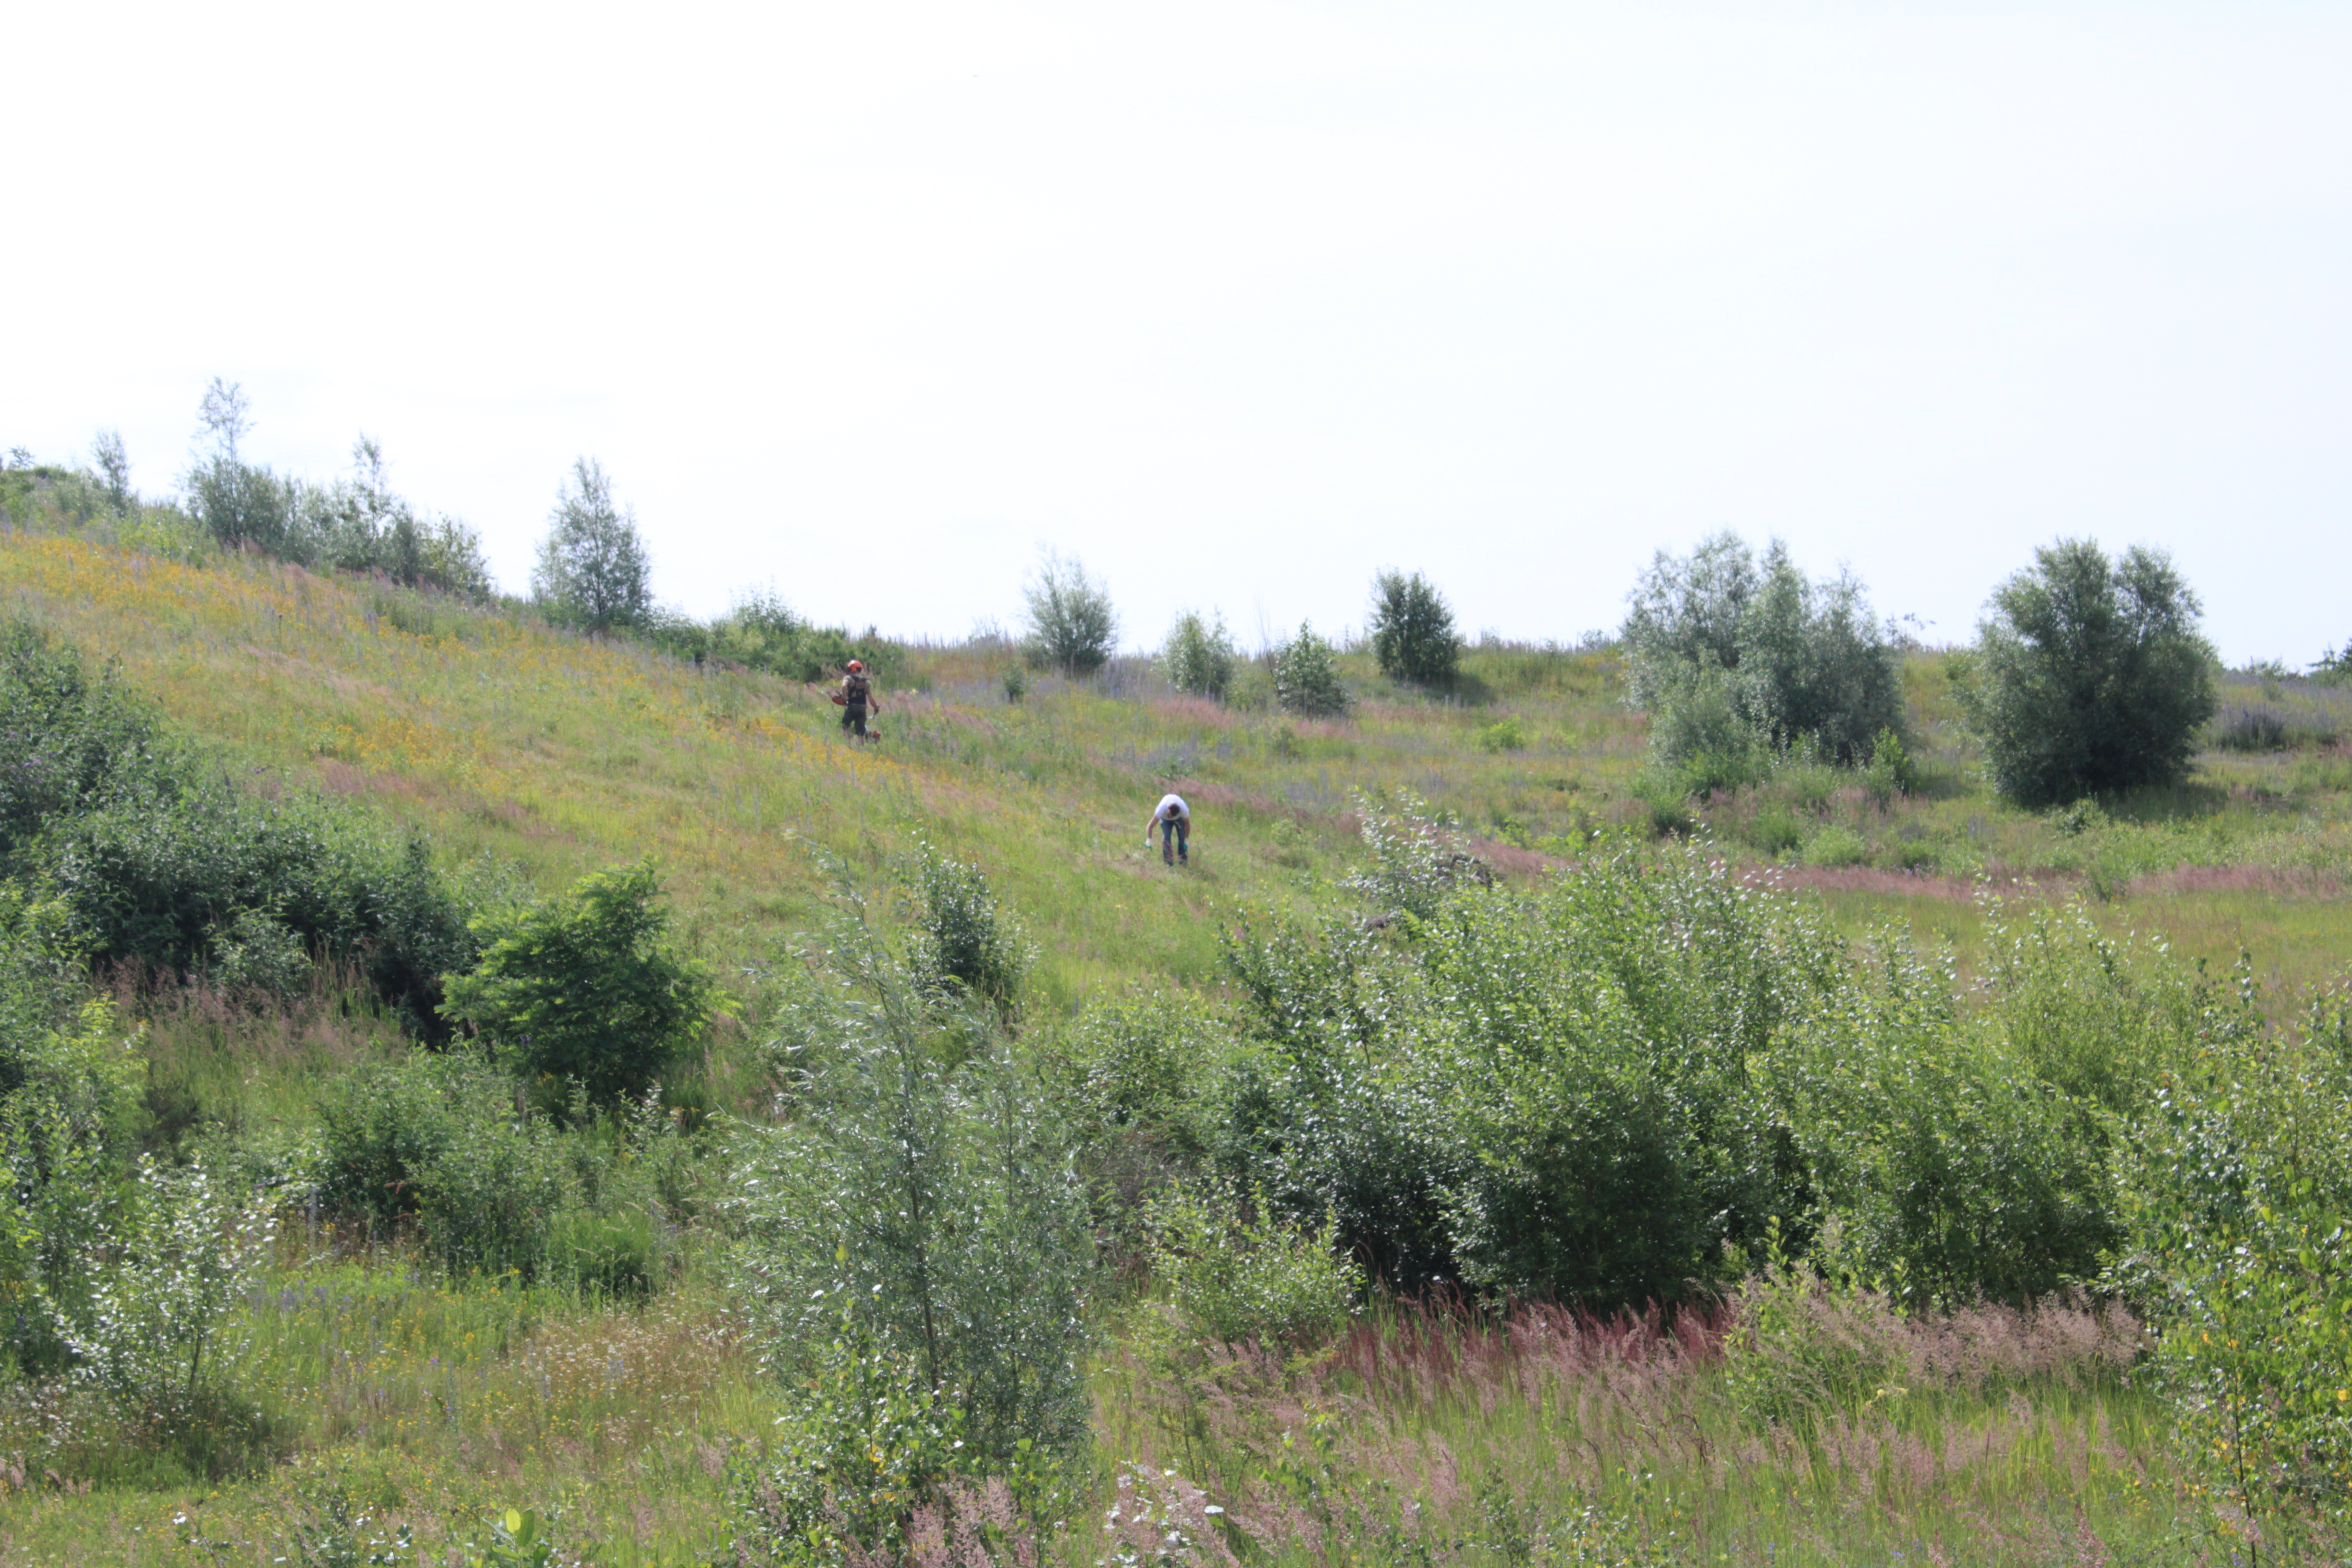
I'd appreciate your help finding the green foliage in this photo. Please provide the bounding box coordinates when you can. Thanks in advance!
[1623,532,1904,769]
[532,457,652,635]
[1347,788,1485,923]
[902,840,1030,1016]
[1862,726,1913,805]
[442,860,717,1110]
[1957,537,2218,806]
[1147,1178,1360,1350]
[0,960,143,1376]
[2114,992,2352,1532]
[314,1051,690,1288]
[730,1304,976,1568]
[643,588,877,684]
[1478,716,1528,753]
[301,436,492,597]
[729,895,1093,1473]
[1368,570,1462,687]
[1160,610,1238,700]
[0,619,479,1034]
[1020,550,1118,677]
[49,1156,275,1430]
[1723,1255,1903,1433]
[1272,621,1348,717]
[457,1508,564,1568]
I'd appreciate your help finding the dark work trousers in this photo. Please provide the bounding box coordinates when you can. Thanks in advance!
[1159,815,1189,864]
[842,703,869,739]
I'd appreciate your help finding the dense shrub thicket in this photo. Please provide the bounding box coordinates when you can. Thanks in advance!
[1033,800,2265,1325]
[1622,532,1904,780]
[0,620,478,1033]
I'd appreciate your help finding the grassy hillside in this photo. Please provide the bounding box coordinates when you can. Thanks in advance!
[4,532,2348,1008]
[6,528,2352,1564]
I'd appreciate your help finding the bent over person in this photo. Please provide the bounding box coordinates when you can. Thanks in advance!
[1145,792,1191,866]
[838,659,880,740]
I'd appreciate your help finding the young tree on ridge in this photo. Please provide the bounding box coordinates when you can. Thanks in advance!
[533,457,652,635]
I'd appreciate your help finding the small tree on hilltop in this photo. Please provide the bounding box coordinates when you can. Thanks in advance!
[1275,621,1349,717]
[441,860,715,1111]
[1020,550,1118,676]
[534,458,652,635]
[1368,570,1462,686]
[1160,609,1238,699]
[1956,538,2217,807]
[1621,532,1903,771]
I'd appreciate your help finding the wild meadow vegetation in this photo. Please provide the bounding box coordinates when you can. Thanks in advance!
[6,423,2352,1565]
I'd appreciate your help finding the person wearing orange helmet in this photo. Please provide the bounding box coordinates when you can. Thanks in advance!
[838,659,880,740]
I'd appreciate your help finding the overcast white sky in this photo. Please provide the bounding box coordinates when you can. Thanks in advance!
[7,2,2348,662]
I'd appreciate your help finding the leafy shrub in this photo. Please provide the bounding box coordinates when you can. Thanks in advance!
[1956,538,2218,806]
[532,458,652,635]
[1723,1258,1904,1433]
[1347,789,1487,923]
[1021,550,1118,677]
[903,840,1030,1015]
[2115,995,2352,1529]
[1368,570,1461,686]
[1220,842,1848,1305]
[0,620,478,1033]
[1748,807,1802,857]
[729,1304,977,1568]
[442,860,717,1110]
[1804,826,1869,867]
[1622,532,1904,768]
[300,435,492,595]
[1478,716,1527,753]
[51,1157,275,1433]
[1147,1178,1360,1350]
[1641,668,1769,797]
[313,1054,465,1227]
[1862,727,1914,804]
[0,908,143,1376]
[1272,621,1348,718]
[1160,611,1238,700]
[729,899,1092,1472]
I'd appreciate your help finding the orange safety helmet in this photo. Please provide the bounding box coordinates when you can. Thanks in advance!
[846,659,864,674]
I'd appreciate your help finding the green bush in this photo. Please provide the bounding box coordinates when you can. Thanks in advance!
[729,900,1093,1472]
[1147,1178,1360,1350]
[313,1054,465,1227]
[1020,550,1118,677]
[1478,716,1528,753]
[1956,538,2218,806]
[1622,533,1904,769]
[1160,610,1239,700]
[1804,826,1869,867]
[903,840,1030,1016]
[2115,993,2352,1529]
[1273,621,1349,717]
[442,860,717,1110]
[0,619,479,1034]
[1368,570,1462,687]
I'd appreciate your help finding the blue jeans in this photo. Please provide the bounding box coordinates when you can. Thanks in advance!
[1160,817,1189,863]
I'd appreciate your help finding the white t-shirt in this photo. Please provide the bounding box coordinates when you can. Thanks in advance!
[1149,793,1191,831]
